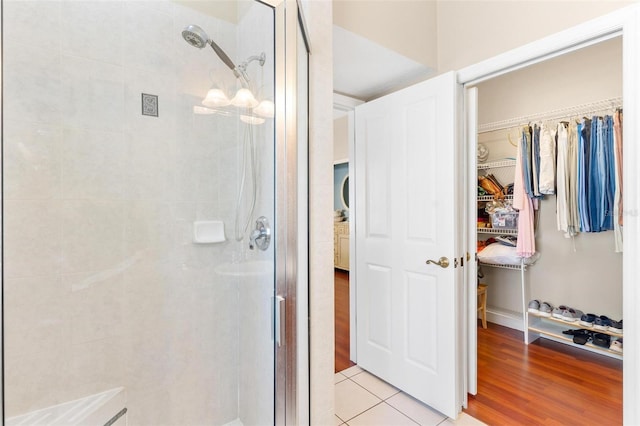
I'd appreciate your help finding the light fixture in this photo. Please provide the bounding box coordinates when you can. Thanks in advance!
[231,88,259,108]
[193,105,217,115]
[240,114,265,125]
[193,105,233,116]
[202,87,230,107]
[253,100,275,118]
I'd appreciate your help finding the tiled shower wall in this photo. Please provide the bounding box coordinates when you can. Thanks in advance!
[3,1,273,424]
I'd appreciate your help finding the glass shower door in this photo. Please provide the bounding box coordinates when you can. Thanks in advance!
[2,0,282,424]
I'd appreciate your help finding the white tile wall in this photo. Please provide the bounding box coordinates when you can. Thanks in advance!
[3,121,62,200]
[61,128,126,199]
[3,0,275,423]
[2,40,62,125]
[60,1,124,65]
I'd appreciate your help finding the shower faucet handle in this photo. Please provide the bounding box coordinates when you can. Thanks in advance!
[249,216,271,251]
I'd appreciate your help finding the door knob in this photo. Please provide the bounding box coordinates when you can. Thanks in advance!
[426,257,450,268]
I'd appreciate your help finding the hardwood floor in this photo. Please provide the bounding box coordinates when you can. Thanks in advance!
[335,269,355,373]
[465,323,622,425]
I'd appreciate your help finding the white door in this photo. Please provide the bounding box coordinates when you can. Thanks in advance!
[355,71,462,419]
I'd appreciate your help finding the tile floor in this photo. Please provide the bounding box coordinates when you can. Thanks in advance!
[335,366,486,426]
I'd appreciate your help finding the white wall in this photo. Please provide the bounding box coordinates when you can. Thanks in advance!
[333,0,437,68]
[304,0,335,424]
[476,37,623,319]
[174,0,238,24]
[333,115,349,162]
[437,0,634,72]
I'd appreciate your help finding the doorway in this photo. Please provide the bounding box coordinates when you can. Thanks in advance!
[473,37,623,335]
[333,96,361,373]
[459,15,635,422]
[333,112,353,374]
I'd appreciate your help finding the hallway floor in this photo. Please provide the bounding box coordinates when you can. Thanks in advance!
[335,269,355,372]
[335,365,486,426]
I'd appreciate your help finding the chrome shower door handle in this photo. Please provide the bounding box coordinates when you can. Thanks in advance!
[426,257,450,268]
[249,216,271,251]
[272,295,285,347]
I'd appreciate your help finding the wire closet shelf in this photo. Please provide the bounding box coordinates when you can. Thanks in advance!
[477,96,623,134]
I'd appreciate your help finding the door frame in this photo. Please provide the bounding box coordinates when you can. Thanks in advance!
[333,93,364,362]
[458,4,640,424]
[270,0,311,423]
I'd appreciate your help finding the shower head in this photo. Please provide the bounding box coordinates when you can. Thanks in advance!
[182,24,209,49]
[182,24,240,78]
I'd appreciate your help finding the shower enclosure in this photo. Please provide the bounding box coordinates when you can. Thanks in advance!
[1,0,308,424]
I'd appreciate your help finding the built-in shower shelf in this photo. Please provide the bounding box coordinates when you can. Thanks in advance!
[6,387,126,426]
[193,220,226,244]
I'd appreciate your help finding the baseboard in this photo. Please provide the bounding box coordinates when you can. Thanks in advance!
[485,307,524,331]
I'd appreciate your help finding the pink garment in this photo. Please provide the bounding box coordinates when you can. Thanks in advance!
[514,128,536,258]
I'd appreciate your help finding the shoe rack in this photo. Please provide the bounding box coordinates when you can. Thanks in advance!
[528,312,623,360]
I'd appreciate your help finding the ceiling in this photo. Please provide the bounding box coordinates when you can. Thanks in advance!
[332,25,435,103]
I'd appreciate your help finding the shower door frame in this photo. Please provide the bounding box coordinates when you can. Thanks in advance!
[268,0,310,424]
[0,0,308,423]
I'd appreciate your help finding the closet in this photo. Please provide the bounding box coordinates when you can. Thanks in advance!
[473,37,623,359]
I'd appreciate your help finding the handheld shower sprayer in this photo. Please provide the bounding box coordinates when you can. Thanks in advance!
[182,24,266,87]
[182,24,241,79]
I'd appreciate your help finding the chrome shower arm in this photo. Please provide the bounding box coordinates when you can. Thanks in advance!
[235,52,266,85]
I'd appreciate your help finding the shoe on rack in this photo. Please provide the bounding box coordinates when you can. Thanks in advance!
[552,305,569,319]
[539,302,553,317]
[593,333,611,348]
[608,319,623,335]
[562,329,590,336]
[528,299,540,314]
[594,315,612,331]
[560,308,584,322]
[496,235,517,247]
[579,313,596,327]
[573,331,593,345]
[610,338,623,353]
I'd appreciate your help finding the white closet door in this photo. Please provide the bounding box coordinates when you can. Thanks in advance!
[355,71,461,419]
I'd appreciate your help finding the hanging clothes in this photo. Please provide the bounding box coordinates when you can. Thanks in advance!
[490,105,623,252]
[531,124,542,197]
[613,110,623,252]
[515,127,536,258]
[588,117,604,232]
[522,126,534,198]
[603,115,616,231]
[539,123,556,195]
[579,119,592,232]
[556,123,569,234]
[566,122,580,237]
